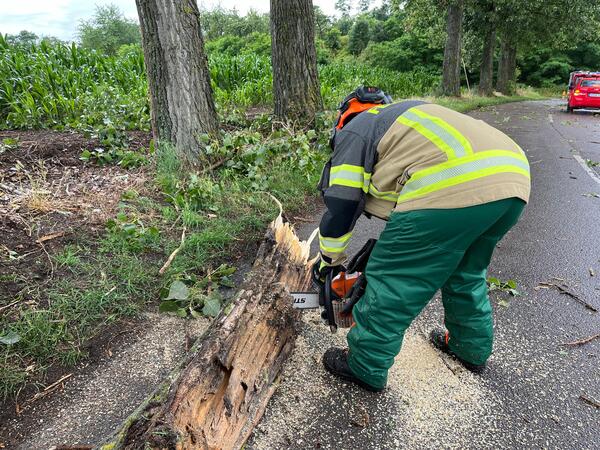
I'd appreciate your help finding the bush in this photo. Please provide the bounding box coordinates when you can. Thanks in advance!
[362,35,443,73]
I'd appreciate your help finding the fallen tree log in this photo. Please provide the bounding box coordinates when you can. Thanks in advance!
[101,209,316,450]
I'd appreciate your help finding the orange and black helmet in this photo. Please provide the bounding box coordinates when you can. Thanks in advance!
[329,86,392,149]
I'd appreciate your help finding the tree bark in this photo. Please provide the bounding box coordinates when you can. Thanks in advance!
[102,212,314,450]
[136,0,219,164]
[496,35,517,95]
[478,24,496,96]
[271,0,323,123]
[440,0,464,97]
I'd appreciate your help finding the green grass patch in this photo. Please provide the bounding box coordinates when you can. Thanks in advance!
[0,116,329,399]
[425,87,550,113]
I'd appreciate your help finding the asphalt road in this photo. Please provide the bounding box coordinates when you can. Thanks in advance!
[249,100,600,450]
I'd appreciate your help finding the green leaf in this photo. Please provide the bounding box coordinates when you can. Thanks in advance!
[219,277,235,288]
[506,280,517,289]
[0,331,21,345]
[498,299,510,308]
[176,308,188,318]
[202,296,221,317]
[80,149,91,160]
[166,280,189,300]
[487,277,500,285]
[159,300,179,313]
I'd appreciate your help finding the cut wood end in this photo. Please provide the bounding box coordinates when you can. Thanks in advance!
[270,212,316,265]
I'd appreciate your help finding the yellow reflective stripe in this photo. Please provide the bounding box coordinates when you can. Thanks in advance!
[329,164,371,193]
[368,184,399,202]
[398,150,530,203]
[398,115,456,159]
[319,231,352,254]
[398,108,473,159]
[408,150,528,183]
[409,108,473,156]
[330,164,364,174]
[366,104,392,115]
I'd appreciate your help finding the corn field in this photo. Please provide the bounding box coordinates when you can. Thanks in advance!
[0,36,440,130]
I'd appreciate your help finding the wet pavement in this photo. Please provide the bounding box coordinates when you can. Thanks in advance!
[249,100,600,449]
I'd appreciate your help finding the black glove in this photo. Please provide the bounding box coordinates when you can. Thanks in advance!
[311,259,342,289]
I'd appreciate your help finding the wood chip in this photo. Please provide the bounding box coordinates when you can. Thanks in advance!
[35,231,65,244]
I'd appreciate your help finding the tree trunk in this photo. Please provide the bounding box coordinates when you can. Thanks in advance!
[271,0,323,123]
[440,0,464,97]
[136,0,219,164]
[478,24,496,96]
[496,36,517,95]
[102,212,314,450]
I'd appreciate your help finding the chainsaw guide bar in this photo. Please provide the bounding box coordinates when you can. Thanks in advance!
[290,292,320,309]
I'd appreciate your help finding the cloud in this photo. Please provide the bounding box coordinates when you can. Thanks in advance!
[0,0,348,42]
[0,0,139,41]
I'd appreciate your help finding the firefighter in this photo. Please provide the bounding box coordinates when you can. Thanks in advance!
[314,86,530,392]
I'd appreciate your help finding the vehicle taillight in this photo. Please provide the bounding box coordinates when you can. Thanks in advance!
[574,89,584,95]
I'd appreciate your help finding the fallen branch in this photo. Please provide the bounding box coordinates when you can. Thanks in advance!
[35,231,66,244]
[579,395,600,409]
[17,373,72,414]
[158,226,186,275]
[0,299,20,313]
[562,333,600,347]
[536,281,598,312]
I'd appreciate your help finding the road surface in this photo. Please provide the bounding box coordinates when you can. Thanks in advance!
[249,100,600,449]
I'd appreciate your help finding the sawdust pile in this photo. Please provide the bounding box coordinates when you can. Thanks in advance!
[249,311,504,449]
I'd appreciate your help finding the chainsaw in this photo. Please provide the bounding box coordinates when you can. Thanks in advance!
[290,239,377,333]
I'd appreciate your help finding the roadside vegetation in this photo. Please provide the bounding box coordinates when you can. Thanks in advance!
[1,2,591,401]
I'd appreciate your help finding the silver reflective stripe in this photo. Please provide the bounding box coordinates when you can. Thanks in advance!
[402,110,469,158]
[330,170,363,184]
[401,156,531,195]
[320,238,348,249]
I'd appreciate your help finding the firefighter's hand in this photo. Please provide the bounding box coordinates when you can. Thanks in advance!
[311,259,342,288]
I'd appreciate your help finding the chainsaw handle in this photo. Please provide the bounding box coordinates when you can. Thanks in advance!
[323,271,337,332]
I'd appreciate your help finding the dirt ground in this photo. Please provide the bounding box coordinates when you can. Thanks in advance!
[0,129,152,444]
[0,129,152,300]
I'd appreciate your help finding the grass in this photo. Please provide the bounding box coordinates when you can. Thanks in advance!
[0,118,328,400]
[425,86,550,113]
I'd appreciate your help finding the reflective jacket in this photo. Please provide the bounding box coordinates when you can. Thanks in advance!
[317,100,531,266]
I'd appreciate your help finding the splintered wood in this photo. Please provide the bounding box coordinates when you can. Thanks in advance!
[103,207,316,450]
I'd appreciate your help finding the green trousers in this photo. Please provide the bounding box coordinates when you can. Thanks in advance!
[347,198,525,389]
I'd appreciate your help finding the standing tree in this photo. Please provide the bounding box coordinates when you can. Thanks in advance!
[476,1,497,96]
[440,0,464,96]
[496,33,517,94]
[78,5,141,55]
[348,18,370,55]
[270,0,323,123]
[135,0,218,163]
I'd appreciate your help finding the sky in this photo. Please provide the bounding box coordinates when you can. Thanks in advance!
[0,0,350,42]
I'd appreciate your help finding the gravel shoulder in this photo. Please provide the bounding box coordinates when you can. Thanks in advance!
[1,314,209,448]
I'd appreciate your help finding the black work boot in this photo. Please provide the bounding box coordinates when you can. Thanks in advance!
[430,329,486,374]
[322,347,384,392]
